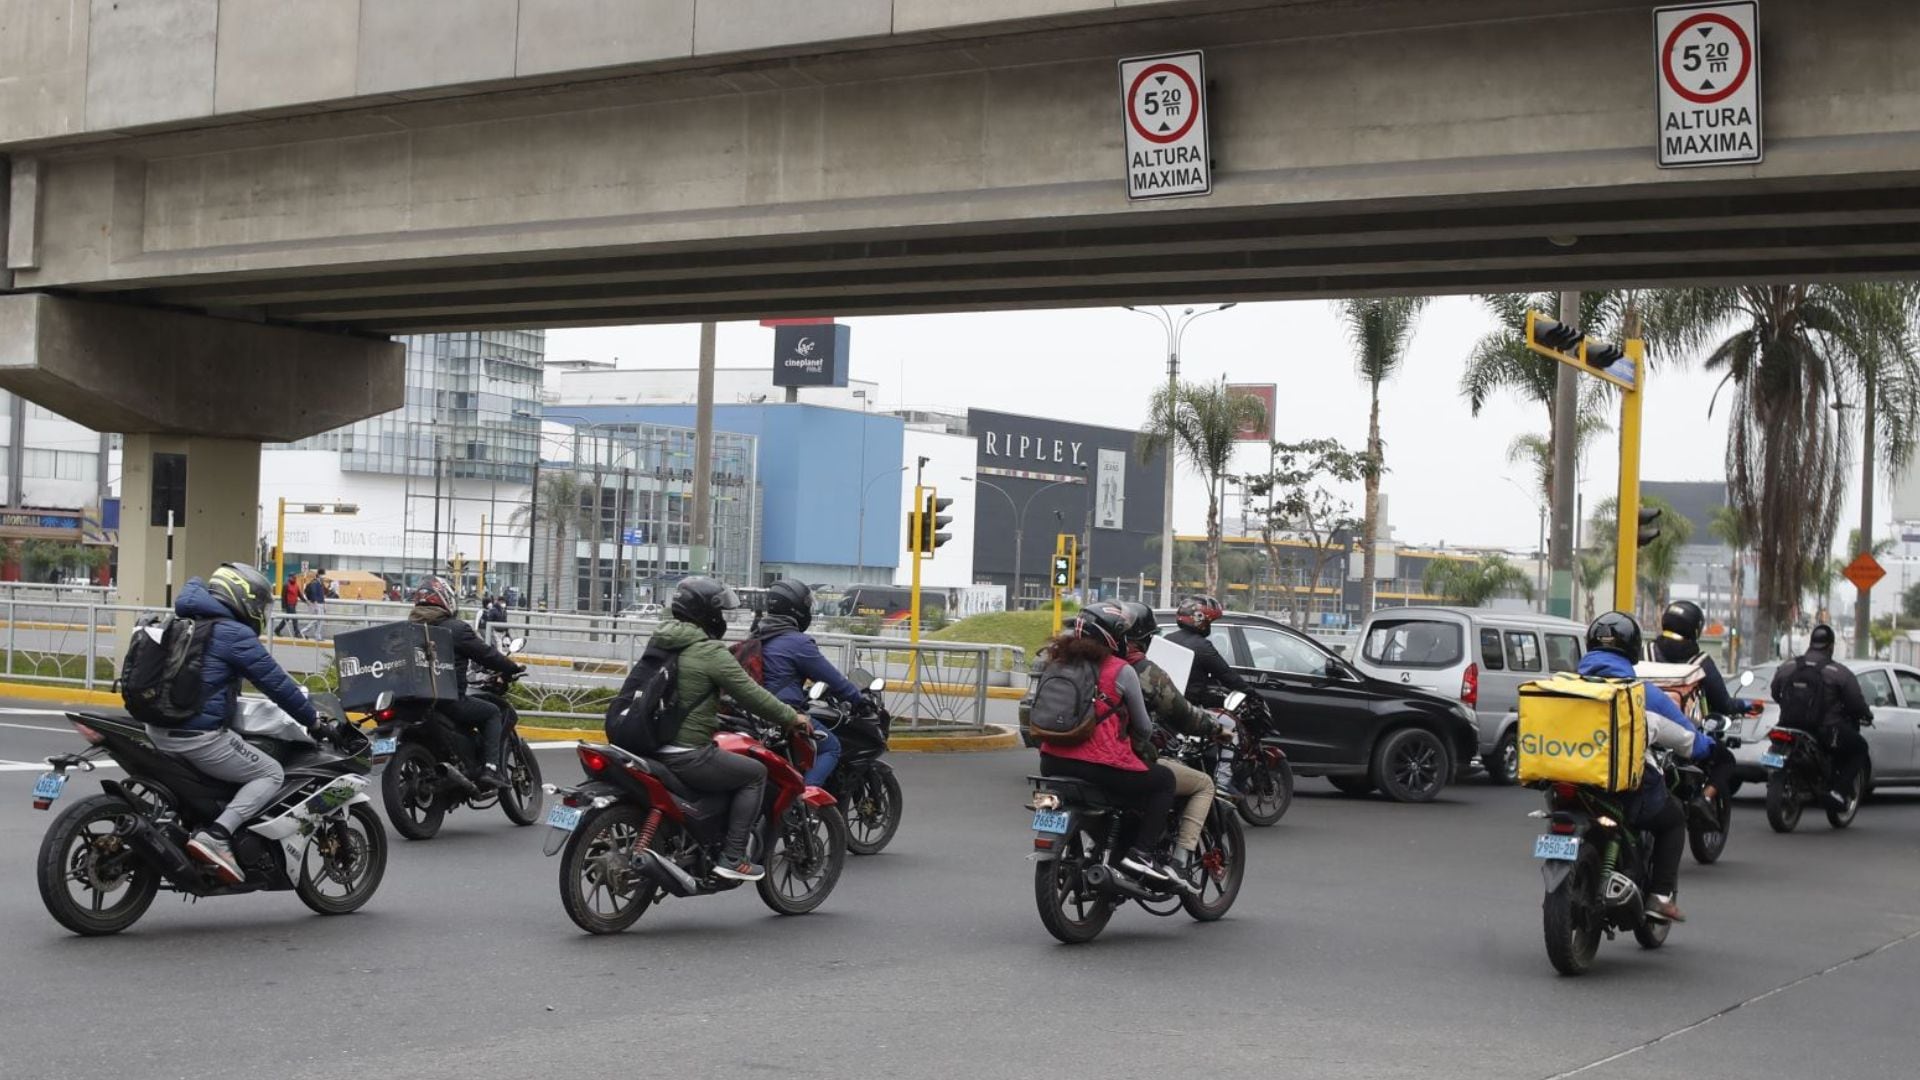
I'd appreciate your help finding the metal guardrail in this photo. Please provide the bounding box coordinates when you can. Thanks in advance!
[0,599,1002,732]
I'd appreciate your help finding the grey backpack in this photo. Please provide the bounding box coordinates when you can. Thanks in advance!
[1024,657,1116,746]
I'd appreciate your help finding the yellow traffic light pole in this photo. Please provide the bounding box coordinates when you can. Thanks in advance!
[1612,332,1646,614]
[909,484,925,650]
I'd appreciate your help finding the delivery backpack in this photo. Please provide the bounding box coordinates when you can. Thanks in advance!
[1024,657,1118,746]
[1775,657,1834,729]
[117,616,215,726]
[1515,673,1647,792]
[605,644,713,754]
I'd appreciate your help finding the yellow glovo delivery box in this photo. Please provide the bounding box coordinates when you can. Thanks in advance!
[1515,674,1647,792]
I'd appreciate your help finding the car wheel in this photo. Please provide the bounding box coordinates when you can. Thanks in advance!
[1372,727,1451,803]
[1486,729,1518,786]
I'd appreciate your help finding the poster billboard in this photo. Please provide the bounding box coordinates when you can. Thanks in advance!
[1227,383,1276,441]
[771,323,851,388]
[1095,448,1126,530]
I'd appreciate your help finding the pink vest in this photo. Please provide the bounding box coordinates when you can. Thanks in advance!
[1040,655,1145,772]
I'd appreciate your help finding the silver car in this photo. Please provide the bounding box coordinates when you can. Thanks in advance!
[1728,659,1920,793]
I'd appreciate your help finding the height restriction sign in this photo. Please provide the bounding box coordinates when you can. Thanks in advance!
[1654,2,1762,168]
[1118,51,1211,200]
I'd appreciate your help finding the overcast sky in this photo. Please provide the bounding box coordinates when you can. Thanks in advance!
[549,298,1891,556]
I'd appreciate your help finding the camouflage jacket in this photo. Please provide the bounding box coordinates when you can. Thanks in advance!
[1128,656,1220,761]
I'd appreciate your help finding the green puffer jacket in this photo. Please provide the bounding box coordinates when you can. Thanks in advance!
[1130,656,1221,762]
[647,618,798,749]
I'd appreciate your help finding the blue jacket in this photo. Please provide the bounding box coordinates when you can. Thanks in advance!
[760,629,865,709]
[1578,650,1709,758]
[174,579,319,732]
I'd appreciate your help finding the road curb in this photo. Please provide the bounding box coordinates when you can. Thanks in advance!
[0,680,120,706]
[516,723,1023,752]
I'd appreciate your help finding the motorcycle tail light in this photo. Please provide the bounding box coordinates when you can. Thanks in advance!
[68,720,104,745]
[1548,819,1577,836]
[1460,663,1479,707]
[1032,836,1055,850]
[1768,730,1794,745]
[375,708,395,722]
[578,746,609,773]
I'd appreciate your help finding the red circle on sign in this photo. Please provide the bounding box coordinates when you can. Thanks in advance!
[1661,12,1752,106]
[1127,63,1200,145]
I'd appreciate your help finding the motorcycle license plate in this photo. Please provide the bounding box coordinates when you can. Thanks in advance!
[32,771,67,803]
[545,804,583,833]
[371,738,398,758]
[1759,752,1786,769]
[1533,834,1579,861]
[1031,810,1069,835]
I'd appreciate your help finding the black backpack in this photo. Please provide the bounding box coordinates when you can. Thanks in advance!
[1024,657,1117,746]
[118,616,215,726]
[1775,656,1833,729]
[605,644,713,754]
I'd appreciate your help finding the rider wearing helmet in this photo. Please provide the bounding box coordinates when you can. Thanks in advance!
[1115,600,1235,879]
[1652,599,1755,810]
[159,563,323,884]
[628,577,809,882]
[1164,595,1250,702]
[408,577,524,792]
[1035,602,1181,887]
[747,579,865,787]
[1578,611,1707,924]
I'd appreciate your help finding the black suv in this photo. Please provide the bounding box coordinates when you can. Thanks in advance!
[1154,611,1478,802]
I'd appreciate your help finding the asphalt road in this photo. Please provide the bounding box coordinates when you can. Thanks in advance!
[2,699,1918,1080]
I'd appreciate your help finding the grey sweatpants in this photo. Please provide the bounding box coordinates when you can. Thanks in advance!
[150,727,285,834]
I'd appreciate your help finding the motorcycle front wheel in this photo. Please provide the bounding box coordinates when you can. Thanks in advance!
[1633,915,1671,949]
[1236,757,1293,827]
[499,736,544,827]
[1182,809,1246,922]
[381,742,447,840]
[1765,772,1802,833]
[1542,849,1602,976]
[1826,767,1865,829]
[296,803,388,915]
[37,793,160,936]
[758,804,849,915]
[1034,828,1113,944]
[559,804,659,935]
[843,762,903,856]
[1688,790,1731,864]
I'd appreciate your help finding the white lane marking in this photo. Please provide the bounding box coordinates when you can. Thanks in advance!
[0,720,73,734]
[529,740,584,749]
[0,760,119,772]
[0,708,77,717]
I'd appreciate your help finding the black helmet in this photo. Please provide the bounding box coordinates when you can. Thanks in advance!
[1586,611,1644,662]
[671,576,738,639]
[1659,600,1705,643]
[1176,595,1223,635]
[207,563,271,634]
[766,578,813,632]
[1809,623,1836,653]
[1119,600,1157,650]
[1072,601,1131,653]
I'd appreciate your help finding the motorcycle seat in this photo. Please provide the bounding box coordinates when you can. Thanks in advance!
[599,744,710,803]
[1029,775,1115,809]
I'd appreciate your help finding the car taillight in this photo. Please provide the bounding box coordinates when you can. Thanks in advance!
[1460,663,1479,707]
[578,746,609,773]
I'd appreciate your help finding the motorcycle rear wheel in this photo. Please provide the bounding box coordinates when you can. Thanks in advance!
[1236,757,1293,827]
[1182,810,1246,922]
[559,804,659,935]
[843,762,903,856]
[758,804,849,915]
[296,804,388,915]
[1542,850,1601,976]
[37,793,160,937]
[499,737,543,827]
[382,742,446,840]
[1034,829,1113,944]
[1765,772,1802,833]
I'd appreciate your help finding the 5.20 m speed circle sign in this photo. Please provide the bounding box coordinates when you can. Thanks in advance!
[1654,2,1762,168]
[1118,51,1211,200]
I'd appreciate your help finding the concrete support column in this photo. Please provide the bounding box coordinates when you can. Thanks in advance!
[118,434,262,610]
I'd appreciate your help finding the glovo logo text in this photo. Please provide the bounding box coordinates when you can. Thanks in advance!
[1520,728,1610,761]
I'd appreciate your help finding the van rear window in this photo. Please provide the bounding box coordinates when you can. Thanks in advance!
[1362,619,1465,668]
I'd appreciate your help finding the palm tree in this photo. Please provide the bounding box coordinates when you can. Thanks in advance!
[1806,555,1844,622]
[1575,551,1611,623]
[510,471,590,610]
[1139,379,1268,596]
[1336,295,1428,613]
[1506,412,1612,504]
[1654,283,1920,656]
[1709,504,1753,657]
[1422,555,1533,608]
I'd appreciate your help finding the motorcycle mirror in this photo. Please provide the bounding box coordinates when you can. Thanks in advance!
[374,690,394,712]
[507,637,526,655]
[1739,670,1755,688]
[808,681,829,702]
[1223,691,1247,712]
[869,677,886,694]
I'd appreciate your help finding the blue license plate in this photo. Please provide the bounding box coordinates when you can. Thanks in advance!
[371,738,397,757]
[1759,752,1785,769]
[1533,834,1579,861]
[1032,809,1069,834]
[545,804,582,832]
[32,772,67,803]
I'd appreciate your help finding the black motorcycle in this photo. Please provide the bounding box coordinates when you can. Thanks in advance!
[1667,714,1741,864]
[1761,720,1869,833]
[1208,691,1293,827]
[31,694,386,936]
[1027,747,1247,944]
[1531,778,1672,976]
[802,671,902,855]
[370,638,542,840]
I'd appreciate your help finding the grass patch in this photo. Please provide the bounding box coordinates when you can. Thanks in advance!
[929,610,1065,660]
[1,653,118,683]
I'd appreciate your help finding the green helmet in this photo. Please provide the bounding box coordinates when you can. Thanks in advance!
[207,563,271,633]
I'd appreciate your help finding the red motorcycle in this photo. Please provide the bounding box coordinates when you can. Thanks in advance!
[545,715,848,934]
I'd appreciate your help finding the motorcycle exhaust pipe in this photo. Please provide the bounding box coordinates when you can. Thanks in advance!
[632,850,701,898]
[122,816,202,888]
[1082,862,1166,903]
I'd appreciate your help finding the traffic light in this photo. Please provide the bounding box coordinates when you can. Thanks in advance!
[906,497,923,556]
[919,492,954,558]
[1524,310,1635,390]
[1052,555,1072,588]
[1636,505,1663,548]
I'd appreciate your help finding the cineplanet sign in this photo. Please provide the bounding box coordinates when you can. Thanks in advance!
[771,324,851,388]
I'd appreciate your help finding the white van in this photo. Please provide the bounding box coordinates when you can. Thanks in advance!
[1352,607,1587,783]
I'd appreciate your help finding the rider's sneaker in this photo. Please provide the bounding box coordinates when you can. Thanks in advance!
[1214,776,1241,800]
[1119,848,1174,884]
[187,829,245,885]
[1645,894,1687,923]
[713,859,766,882]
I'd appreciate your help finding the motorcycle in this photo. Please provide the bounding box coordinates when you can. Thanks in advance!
[1203,691,1292,826]
[1027,742,1248,944]
[800,671,903,855]
[368,637,543,840]
[544,715,848,935]
[1668,714,1742,864]
[1530,778,1672,976]
[31,694,386,936]
[1760,720,1869,833]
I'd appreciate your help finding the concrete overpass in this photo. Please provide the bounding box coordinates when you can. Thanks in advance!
[2,0,1920,601]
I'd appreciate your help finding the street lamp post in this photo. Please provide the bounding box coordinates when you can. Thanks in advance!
[970,474,1083,609]
[1502,475,1548,612]
[1124,302,1239,607]
[855,465,909,584]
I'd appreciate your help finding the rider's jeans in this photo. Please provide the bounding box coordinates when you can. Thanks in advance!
[804,721,841,787]
[436,696,504,770]
[660,743,768,862]
[1160,759,1214,851]
[152,726,285,835]
[1824,723,1870,795]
